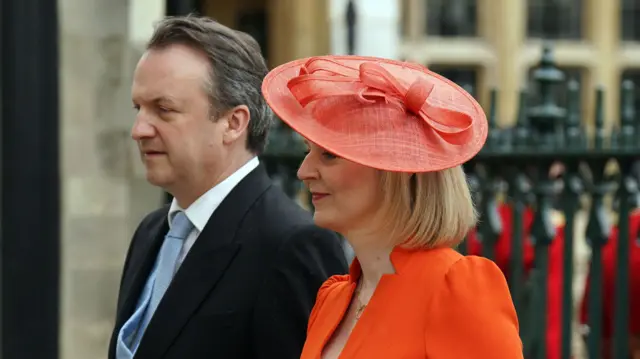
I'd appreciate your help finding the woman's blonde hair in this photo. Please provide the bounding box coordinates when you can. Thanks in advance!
[376,165,477,249]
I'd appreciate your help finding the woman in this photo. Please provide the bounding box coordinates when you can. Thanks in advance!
[262,56,523,358]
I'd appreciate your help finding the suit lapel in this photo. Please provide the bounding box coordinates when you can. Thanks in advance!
[135,165,273,358]
[115,213,168,330]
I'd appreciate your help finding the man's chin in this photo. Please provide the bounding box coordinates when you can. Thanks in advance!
[145,171,173,188]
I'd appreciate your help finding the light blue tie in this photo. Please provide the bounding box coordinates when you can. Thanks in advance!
[116,211,194,359]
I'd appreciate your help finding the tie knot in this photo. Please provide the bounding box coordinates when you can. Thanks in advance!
[168,211,194,240]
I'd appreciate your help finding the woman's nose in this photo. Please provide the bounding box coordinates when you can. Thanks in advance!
[297,155,319,181]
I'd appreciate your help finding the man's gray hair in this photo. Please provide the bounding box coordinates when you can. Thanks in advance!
[147,15,273,154]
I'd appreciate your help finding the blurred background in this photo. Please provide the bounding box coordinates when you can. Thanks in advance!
[2,0,640,358]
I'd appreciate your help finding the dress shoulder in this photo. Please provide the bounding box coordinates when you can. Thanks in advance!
[320,273,350,289]
[307,274,351,331]
[423,255,524,359]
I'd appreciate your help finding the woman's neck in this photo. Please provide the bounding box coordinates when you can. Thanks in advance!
[345,232,396,291]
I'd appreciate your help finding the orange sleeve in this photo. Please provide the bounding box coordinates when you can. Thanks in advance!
[424,256,524,359]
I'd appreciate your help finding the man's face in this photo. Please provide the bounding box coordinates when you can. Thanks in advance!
[131,44,225,193]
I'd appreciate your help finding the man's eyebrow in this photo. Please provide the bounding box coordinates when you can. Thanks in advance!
[154,96,180,105]
[132,95,180,105]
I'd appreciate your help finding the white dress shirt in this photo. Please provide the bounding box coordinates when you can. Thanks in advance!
[167,157,260,265]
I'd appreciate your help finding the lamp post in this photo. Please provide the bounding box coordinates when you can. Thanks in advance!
[346,0,357,55]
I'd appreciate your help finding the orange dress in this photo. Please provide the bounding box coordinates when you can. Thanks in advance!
[300,246,524,359]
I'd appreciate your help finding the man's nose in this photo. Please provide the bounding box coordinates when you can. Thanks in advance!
[131,115,156,141]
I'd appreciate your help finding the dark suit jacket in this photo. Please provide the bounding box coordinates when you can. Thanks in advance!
[108,165,348,359]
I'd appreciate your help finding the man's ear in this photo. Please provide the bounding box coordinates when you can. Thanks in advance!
[222,105,250,144]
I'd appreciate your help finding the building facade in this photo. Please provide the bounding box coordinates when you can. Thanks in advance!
[400,0,640,131]
[210,0,640,131]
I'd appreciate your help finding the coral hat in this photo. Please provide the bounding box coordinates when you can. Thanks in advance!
[262,55,488,173]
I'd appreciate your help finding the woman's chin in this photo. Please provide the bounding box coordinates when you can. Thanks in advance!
[312,211,341,232]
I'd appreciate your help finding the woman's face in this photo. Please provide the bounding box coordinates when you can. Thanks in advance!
[297,141,382,236]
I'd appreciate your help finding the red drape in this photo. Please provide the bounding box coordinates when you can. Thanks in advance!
[579,210,640,348]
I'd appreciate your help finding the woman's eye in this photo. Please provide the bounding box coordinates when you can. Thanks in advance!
[322,151,338,160]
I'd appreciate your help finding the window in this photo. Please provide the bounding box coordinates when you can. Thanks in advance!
[426,0,478,37]
[428,66,479,98]
[622,0,640,41]
[526,67,583,109]
[620,70,640,116]
[527,0,583,40]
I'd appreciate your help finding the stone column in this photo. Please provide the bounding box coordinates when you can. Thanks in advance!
[329,0,400,59]
[486,0,526,126]
[586,0,620,131]
[58,0,165,357]
[268,0,330,66]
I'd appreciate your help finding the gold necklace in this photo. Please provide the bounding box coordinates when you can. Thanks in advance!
[354,301,367,320]
[354,280,368,320]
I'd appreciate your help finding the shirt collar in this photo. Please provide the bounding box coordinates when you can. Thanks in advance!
[168,156,260,232]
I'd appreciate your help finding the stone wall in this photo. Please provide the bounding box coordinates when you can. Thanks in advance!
[58,0,165,357]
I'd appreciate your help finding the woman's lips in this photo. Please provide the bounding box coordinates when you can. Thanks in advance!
[311,193,329,203]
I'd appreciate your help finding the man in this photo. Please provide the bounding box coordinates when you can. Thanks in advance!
[108,15,348,359]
